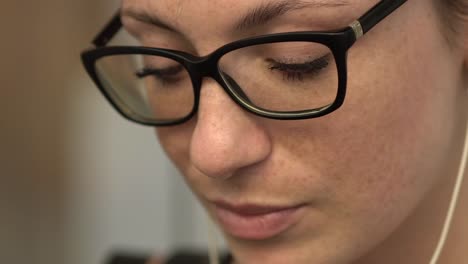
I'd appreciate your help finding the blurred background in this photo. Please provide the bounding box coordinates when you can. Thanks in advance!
[0,1,216,264]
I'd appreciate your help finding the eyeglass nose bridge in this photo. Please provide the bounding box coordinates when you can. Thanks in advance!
[184,54,224,85]
[184,54,250,108]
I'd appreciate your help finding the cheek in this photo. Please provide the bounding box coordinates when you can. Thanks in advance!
[156,120,195,173]
[156,118,216,196]
[311,6,459,237]
[259,7,461,255]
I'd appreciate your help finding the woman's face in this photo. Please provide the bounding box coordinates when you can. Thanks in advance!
[122,0,467,263]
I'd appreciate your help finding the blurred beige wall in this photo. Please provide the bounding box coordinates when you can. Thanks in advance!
[0,2,216,264]
[0,1,116,263]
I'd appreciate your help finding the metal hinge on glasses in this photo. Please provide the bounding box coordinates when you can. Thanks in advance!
[349,20,364,39]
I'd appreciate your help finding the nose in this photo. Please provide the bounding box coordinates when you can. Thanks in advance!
[189,79,272,179]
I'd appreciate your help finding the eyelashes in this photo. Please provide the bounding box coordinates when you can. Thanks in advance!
[135,64,184,79]
[134,53,332,85]
[267,54,331,82]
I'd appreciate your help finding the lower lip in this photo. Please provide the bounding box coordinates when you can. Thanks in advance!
[213,205,304,240]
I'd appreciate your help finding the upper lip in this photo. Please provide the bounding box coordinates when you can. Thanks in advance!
[213,200,303,216]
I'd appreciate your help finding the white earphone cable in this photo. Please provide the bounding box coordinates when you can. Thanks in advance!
[429,119,468,264]
[207,215,220,264]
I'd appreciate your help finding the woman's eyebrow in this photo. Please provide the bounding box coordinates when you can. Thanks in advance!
[235,0,350,31]
[121,7,177,33]
[121,0,349,34]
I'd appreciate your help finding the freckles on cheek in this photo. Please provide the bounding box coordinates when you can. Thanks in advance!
[313,125,422,244]
[329,63,451,228]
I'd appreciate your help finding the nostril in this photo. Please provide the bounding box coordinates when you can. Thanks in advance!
[189,135,240,179]
[191,154,236,179]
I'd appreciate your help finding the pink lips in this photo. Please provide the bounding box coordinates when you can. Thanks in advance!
[213,201,304,240]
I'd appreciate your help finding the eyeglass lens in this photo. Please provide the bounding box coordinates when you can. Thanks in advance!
[94,42,338,123]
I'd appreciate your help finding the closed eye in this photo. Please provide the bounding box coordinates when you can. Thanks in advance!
[267,54,331,82]
[135,64,185,79]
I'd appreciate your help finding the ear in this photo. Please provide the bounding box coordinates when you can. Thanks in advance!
[461,38,468,94]
[462,37,468,71]
[459,10,468,71]
[443,1,468,71]
[462,20,468,69]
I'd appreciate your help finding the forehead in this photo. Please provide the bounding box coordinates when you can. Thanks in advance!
[120,0,375,53]
[121,0,356,11]
[121,0,370,29]
[122,0,251,33]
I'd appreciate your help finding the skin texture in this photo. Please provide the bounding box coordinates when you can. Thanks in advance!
[121,0,468,263]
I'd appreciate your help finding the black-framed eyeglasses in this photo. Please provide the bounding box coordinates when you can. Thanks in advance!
[81,0,407,126]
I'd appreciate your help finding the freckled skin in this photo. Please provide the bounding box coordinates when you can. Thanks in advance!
[121,0,468,263]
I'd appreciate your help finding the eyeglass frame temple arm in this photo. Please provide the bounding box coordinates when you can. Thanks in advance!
[352,0,407,39]
[92,10,122,47]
